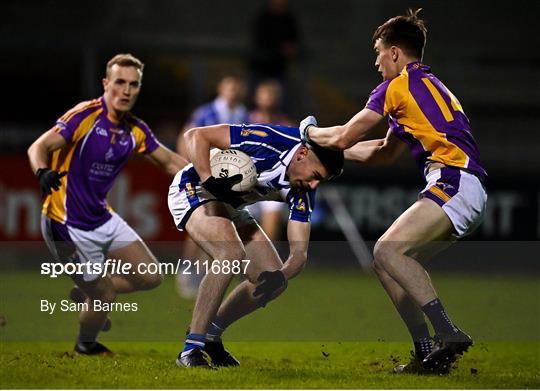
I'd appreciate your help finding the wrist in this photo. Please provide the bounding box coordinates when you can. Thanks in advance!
[273,269,286,284]
[305,125,314,143]
[36,168,50,178]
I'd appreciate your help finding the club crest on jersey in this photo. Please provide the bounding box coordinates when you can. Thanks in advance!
[185,183,196,199]
[296,198,306,212]
[105,146,115,162]
[241,129,268,138]
[436,181,455,191]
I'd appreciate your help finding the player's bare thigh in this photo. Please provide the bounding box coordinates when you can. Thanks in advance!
[235,222,283,283]
[108,240,162,289]
[377,198,454,257]
[184,201,246,261]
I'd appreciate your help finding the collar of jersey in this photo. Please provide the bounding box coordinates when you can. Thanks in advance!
[100,95,130,131]
[277,143,302,186]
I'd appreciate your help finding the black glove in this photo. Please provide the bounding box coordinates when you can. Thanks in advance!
[36,168,67,196]
[253,270,287,307]
[202,174,246,201]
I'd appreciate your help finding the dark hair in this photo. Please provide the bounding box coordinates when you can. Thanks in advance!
[308,143,344,179]
[372,8,427,59]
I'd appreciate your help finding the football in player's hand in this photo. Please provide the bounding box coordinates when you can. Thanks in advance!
[210,149,257,192]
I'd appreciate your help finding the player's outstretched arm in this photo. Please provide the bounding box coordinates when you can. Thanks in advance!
[145,143,189,177]
[344,129,405,166]
[281,220,310,280]
[302,108,383,150]
[183,124,231,182]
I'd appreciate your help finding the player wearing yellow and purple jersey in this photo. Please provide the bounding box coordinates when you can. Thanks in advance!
[28,53,187,355]
[42,97,159,229]
[300,9,487,374]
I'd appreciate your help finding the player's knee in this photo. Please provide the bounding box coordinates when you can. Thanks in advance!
[371,259,383,274]
[139,272,163,290]
[373,241,397,269]
[215,247,247,265]
[90,287,117,304]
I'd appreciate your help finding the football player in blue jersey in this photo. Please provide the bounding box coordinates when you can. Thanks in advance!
[175,74,249,299]
[168,123,343,368]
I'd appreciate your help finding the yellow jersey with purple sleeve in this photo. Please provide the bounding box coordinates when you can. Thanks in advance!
[365,62,487,180]
[43,96,159,230]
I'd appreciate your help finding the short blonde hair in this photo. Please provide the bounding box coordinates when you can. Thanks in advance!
[105,53,144,78]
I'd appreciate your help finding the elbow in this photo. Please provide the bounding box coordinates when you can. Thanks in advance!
[296,255,308,273]
[27,141,38,162]
[183,127,199,157]
[183,127,197,144]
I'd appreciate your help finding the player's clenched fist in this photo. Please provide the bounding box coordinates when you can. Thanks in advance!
[202,174,243,198]
[299,115,318,144]
[253,270,287,306]
[36,168,67,196]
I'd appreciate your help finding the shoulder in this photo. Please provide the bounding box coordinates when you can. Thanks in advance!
[369,75,407,97]
[126,113,152,133]
[187,102,218,126]
[58,98,102,124]
[368,79,392,98]
[387,71,409,93]
[236,123,301,143]
[193,102,216,117]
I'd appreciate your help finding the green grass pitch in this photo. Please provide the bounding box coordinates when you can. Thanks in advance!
[1,269,539,388]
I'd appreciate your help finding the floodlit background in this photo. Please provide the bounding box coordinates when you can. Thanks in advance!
[0,1,538,388]
[2,0,539,243]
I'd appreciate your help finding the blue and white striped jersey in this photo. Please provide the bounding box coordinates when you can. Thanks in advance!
[177,123,316,223]
[185,98,249,128]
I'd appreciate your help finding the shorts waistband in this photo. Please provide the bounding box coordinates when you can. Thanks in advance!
[425,165,486,187]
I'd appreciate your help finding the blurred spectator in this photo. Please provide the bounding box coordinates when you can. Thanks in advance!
[175,74,248,299]
[248,0,300,110]
[249,79,293,126]
[245,79,293,241]
[176,74,248,158]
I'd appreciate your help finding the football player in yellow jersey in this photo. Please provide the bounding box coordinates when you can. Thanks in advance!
[300,9,487,373]
[28,54,187,355]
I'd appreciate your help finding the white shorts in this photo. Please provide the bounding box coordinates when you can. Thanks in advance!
[41,212,142,281]
[245,200,285,220]
[168,173,256,231]
[419,167,487,238]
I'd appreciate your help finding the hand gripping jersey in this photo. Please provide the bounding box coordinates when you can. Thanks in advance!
[174,123,316,223]
[43,96,159,230]
[366,62,487,179]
